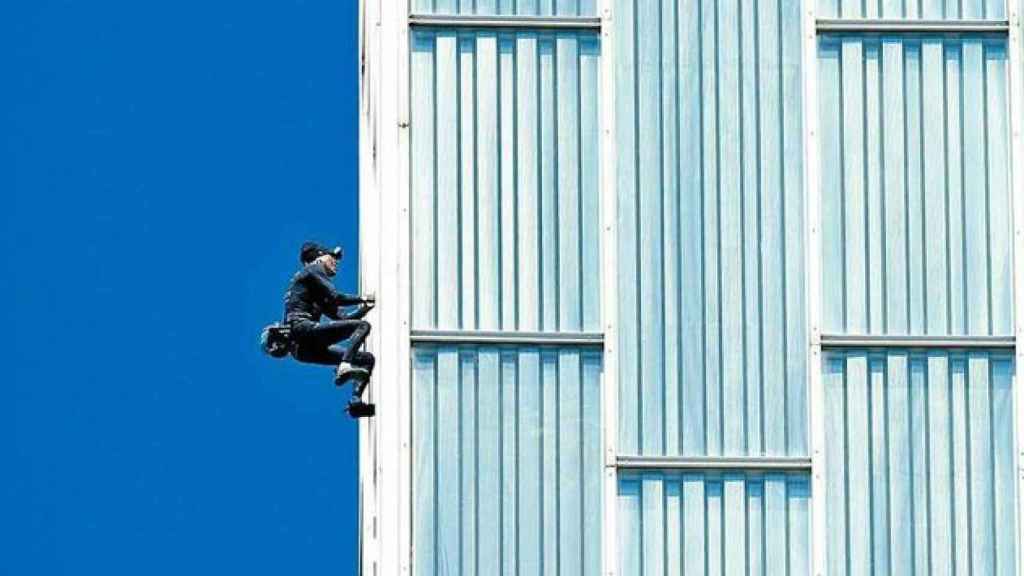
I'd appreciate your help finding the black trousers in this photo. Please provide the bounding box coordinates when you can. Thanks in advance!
[290,319,374,373]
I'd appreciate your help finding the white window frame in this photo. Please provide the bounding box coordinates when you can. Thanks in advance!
[800,2,826,574]
[599,0,620,574]
[1008,3,1024,574]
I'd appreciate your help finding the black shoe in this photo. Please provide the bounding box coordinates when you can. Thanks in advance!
[346,400,376,419]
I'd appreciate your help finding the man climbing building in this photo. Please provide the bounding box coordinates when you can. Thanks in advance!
[262,241,377,418]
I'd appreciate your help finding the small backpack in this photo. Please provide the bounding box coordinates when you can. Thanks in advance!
[260,323,293,358]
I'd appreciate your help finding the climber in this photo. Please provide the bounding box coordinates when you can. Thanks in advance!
[261,241,377,418]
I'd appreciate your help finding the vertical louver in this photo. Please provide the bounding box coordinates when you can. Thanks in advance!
[410,29,602,333]
[413,345,603,576]
[818,36,1013,336]
[823,349,1018,575]
[618,472,811,576]
[614,0,808,458]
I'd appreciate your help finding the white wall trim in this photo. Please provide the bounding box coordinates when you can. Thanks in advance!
[1006,2,1024,574]
[598,0,618,574]
[801,0,827,575]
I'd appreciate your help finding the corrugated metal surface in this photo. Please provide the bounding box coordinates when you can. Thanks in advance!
[818,36,1014,336]
[823,349,1018,575]
[412,345,603,576]
[817,0,1006,19]
[614,0,807,458]
[410,29,602,332]
[618,472,811,575]
[411,0,597,17]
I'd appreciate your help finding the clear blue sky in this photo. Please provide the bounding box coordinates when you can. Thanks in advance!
[4,1,363,574]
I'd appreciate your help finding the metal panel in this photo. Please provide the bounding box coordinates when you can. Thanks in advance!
[614,0,807,458]
[412,344,603,576]
[821,334,1017,348]
[617,471,811,576]
[823,348,1018,575]
[411,0,598,17]
[410,329,604,345]
[617,455,811,471]
[410,29,602,333]
[816,0,1006,20]
[817,18,1010,32]
[409,15,602,29]
[818,35,1014,337]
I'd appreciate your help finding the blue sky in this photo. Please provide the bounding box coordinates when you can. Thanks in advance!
[5,1,363,573]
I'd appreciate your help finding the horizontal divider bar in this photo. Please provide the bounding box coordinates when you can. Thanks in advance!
[408,14,602,29]
[616,455,812,472]
[816,18,1009,33]
[410,329,605,346]
[821,334,1016,349]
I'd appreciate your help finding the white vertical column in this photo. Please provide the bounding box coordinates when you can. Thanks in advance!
[395,0,412,575]
[801,2,827,576]
[360,0,412,574]
[1007,1,1024,574]
[358,1,380,574]
[600,0,618,574]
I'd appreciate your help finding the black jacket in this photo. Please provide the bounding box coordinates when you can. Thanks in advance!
[283,262,366,324]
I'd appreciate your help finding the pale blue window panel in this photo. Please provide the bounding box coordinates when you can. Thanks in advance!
[817,0,1006,19]
[411,0,597,17]
[618,472,810,576]
[413,345,603,576]
[818,36,1013,337]
[410,29,602,333]
[823,349,1018,575]
[615,0,807,458]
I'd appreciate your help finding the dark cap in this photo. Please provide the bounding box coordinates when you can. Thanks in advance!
[300,242,343,264]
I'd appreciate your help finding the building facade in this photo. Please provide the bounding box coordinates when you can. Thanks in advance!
[358,0,1024,574]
